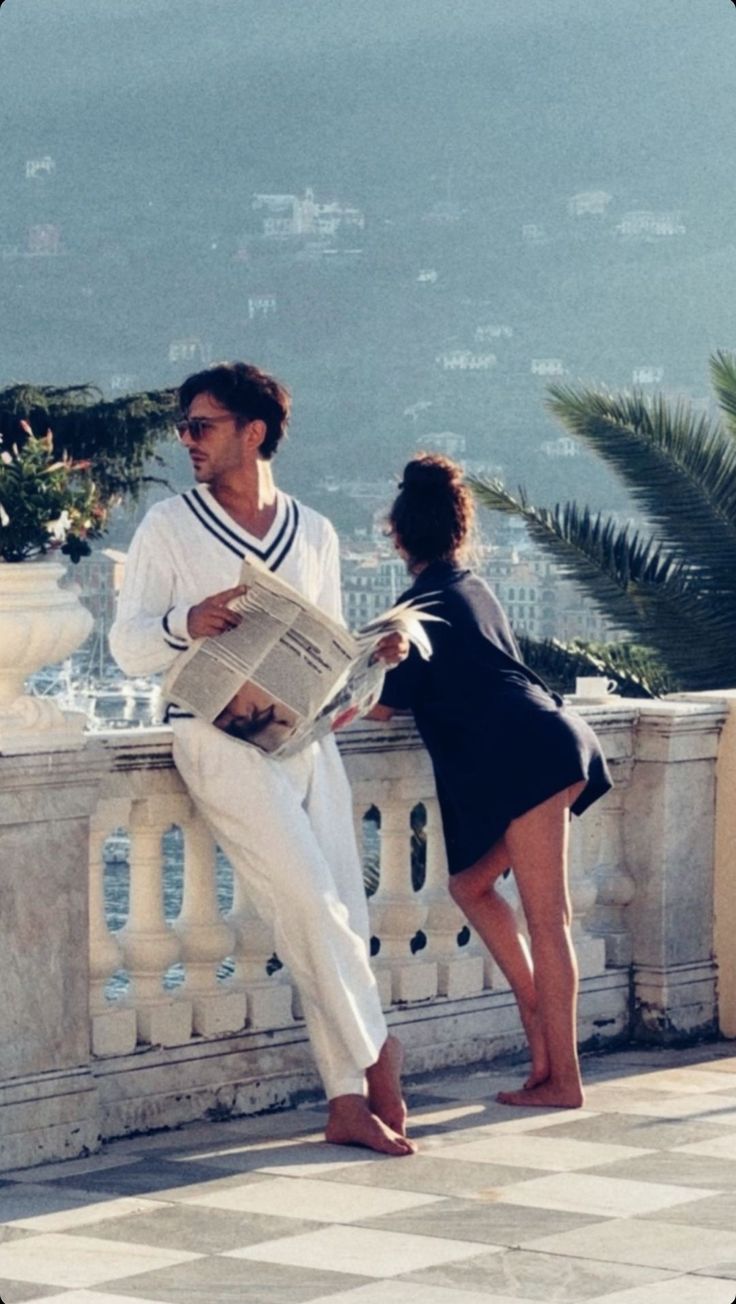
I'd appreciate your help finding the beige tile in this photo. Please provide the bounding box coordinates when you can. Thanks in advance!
[182,1175,442,1223]
[28,1294,181,1304]
[585,1090,736,1122]
[404,1247,674,1300]
[0,1232,200,1288]
[597,1273,736,1303]
[617,1068,736,1095]
[498,1172,712,1218]
[307,1283,537,1304]
[680,1132,736,1160]
[227,1224,493,1277]
[2,1154,142,1184]
[524,1218,736,1271]
[9,1195,165,1234]
[434,1134,650,1171]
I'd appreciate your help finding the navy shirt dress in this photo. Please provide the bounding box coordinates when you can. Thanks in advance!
[379,560,613,876]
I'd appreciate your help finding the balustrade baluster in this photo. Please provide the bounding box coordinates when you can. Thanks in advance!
[226,872,294,1030]
[568,815,607,979]
[173,805,246,1035]
[586,763,635,967]
[118,797,192,1045]
[89,800,137,1056]
[422,797,484,999]
[368,796,437,1005]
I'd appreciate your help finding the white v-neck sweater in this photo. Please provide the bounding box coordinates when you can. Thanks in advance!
[109,485,343,680]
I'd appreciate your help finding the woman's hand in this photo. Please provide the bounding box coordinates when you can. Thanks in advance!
[371,631,409,666]
[187,585,248,639]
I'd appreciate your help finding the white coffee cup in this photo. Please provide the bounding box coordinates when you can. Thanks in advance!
[575,676,617,701]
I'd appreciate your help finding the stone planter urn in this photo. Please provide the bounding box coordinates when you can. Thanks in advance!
[0,557,93,754]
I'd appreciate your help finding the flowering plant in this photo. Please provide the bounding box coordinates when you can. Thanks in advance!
[0,422,111,563]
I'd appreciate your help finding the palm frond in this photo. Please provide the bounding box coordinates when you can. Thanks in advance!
[710,350,736,440]
[544,383,736,592]
[470,475,736,690]
[518,635,669,698]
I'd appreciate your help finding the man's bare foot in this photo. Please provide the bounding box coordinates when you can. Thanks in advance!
[326,1094,417,1156]
[366,1035,408,1137]
[496,1079,584,1109]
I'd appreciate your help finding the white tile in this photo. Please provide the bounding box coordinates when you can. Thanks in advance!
[183,1175,442,1222]
[680,1133,736,1160]
[409,1103,488,1127]
[523,1218,736,1271]
[498,1172,713,1219]
[168,1130,325,1162]
[0,1232,200,1288]
[434,1134,650,1171]
[307,1282,536,1304]
[428,1109,600,1142]
[261,1156,378,1179]
[10,1195,164,1233]
[28,1293,179,1304]
[2,1154,142,1183]
[227,1224,494,1277]
[583,1091,736,1122]
[624,1068,736,1095]
[592,1274,736,1303]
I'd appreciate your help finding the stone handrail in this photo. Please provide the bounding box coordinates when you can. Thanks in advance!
[0,696,731,1170]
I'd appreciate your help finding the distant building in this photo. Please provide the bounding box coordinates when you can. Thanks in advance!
[616,210,686,239]
[531,358,565,377]
[567,190,611,217]
[423,200,463,225]
[341,552,406,629]
[632,366,664,385]
[419,432,466,458]
[437,350,497,372]
[168,337,211,365]
[463,458,504,482]
[521,223,547,244]
[252,188,365,240]
[109,374,139,394]
[475,324,513,342]
[247,295,277,320]
[540,436,580,458]
[25,156,55,179]
[26,224,61,255]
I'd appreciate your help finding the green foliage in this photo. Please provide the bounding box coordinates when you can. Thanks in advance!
[0,384,177,504]
[0,428,106,563]
[518,635,672,699]
[0,383,177,563]
[470,352,736,694]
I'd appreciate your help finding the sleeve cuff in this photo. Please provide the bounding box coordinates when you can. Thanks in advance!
[162,604,191,651]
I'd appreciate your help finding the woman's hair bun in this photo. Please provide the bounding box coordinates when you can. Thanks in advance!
[401,453,461,492]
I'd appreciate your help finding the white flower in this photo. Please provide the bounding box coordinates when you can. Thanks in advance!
[46,510,71,541]
[0,502,9,528]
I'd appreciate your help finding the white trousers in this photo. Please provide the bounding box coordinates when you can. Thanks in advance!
[172,719,387,1098]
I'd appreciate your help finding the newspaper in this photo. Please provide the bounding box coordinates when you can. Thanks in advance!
[164,556,441,758]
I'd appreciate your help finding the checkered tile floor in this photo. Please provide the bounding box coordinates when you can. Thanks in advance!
[3,1046,736,1303]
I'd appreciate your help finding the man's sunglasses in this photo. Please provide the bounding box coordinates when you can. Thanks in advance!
[175,415,235,441]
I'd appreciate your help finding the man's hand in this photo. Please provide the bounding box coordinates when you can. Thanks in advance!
[371,631,410,666]
[187,585,248,639]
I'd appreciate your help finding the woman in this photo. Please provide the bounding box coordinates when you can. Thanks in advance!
[370,454,613,1108]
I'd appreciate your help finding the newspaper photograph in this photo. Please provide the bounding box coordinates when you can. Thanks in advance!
[164,556,441,757]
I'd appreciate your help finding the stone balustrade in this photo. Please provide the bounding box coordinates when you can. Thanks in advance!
[1,696,734,1171]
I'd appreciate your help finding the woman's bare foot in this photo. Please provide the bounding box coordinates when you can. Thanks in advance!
[366,1035,408,1137]
[496,1078,584,1109]
[326,1094,417,1155]
[518,1005,549,1090]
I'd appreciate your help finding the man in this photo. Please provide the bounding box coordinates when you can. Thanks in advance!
[110,361,414,1156]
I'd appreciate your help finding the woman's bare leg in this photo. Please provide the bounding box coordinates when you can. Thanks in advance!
[449,840,549,1088]
[496,781,586,1108]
